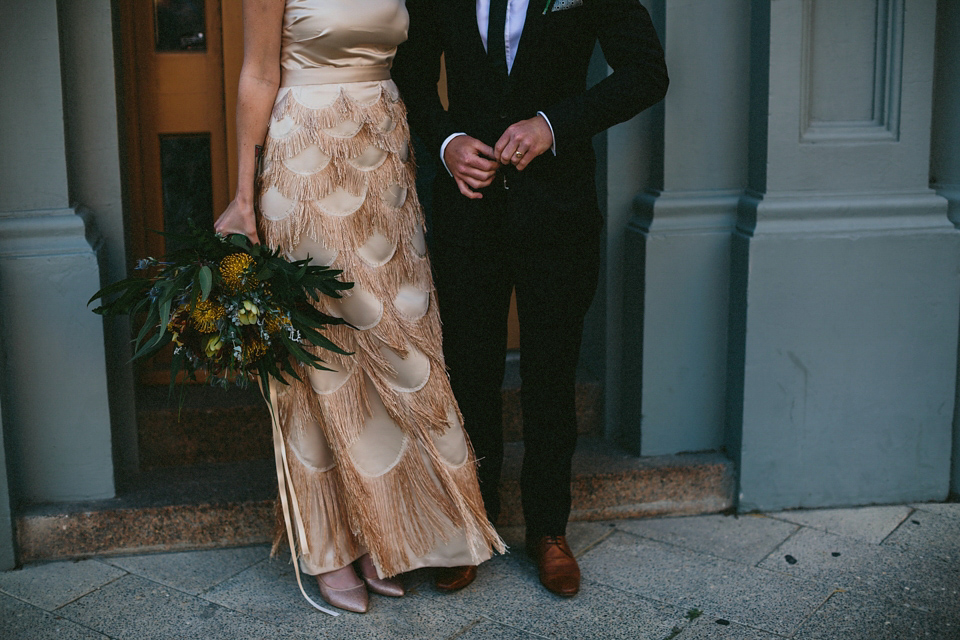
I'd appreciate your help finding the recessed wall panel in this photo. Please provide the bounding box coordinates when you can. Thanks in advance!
[800,0,903,142]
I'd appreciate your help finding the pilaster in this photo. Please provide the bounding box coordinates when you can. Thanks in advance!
[728,0,960,510]
[620,0,751,455]
[931,0,960,495]
[0,1,115,505]
[57,0,138,479]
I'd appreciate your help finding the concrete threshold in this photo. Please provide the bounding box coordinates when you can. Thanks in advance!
[14,439,734,564]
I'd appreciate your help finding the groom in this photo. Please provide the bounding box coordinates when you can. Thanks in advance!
[393,0,667,596]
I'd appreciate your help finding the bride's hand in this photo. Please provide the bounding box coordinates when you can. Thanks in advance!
[214,197,261,245]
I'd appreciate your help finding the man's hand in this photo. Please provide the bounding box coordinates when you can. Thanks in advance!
[443,135,500,199]
[494,115,553,171]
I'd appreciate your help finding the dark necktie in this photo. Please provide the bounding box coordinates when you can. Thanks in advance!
[488,0,509,78]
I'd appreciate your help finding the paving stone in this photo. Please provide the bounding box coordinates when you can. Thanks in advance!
[579,531,832,636]
[452,618,549,639]
[765,506,912,544]
[757,527,960,613]
[497,521,616,558]
[204,554,478,639]
[883,509,960,563]
[678,614,784,639]
[909,502,960,521]
[57,573,298,639]
[615,513,798,565]
[0,593,109,640]
[426,552,691,640]
[104,544,269,595]
[793,589,959,639]
[0,559,126,610]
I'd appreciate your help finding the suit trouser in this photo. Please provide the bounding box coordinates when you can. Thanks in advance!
[431,210,601,537]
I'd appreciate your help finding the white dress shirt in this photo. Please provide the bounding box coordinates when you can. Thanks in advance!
[477,0,529,74]
[439,0,557,174]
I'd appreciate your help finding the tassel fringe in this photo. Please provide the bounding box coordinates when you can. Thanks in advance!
[260,80,503,578]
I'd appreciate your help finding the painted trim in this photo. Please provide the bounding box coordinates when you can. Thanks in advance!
[0,209,96,259]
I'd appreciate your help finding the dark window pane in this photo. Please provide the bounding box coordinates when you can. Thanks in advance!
[160,134,213,252]
[155,0,206,52]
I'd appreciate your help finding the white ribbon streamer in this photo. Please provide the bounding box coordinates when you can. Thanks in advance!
[264,382,340,616]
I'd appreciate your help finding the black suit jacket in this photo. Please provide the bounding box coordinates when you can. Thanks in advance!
[393,0,668,248]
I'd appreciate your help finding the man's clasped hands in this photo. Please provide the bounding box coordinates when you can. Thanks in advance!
[443,114,554,199]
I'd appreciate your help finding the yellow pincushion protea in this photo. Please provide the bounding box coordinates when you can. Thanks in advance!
[245,338,269,361]
[264,311,290,334]
[220,253,256,293]
[190,298,226,333]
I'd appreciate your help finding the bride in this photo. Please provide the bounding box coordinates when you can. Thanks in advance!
[214,0,504,614]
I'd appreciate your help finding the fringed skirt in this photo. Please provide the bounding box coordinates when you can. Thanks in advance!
[257,77,504,579]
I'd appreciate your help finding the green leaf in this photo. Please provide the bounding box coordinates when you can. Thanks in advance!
[229,234,250,250]
[88,278,139,306]
[158,298,173,336]
[198,265,213,301]
[255,264,275,281]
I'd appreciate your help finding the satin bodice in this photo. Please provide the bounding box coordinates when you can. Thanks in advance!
[281,0,409,74]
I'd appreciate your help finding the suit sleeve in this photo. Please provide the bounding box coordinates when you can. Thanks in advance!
[392,0,458,155]
[540,0,668,152]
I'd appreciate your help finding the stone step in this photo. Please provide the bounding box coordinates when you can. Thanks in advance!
[136,381,603,469]
[14,439,734,564]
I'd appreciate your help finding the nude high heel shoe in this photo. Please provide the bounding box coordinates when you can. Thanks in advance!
[357,553,405,597]
[316,565,369,613]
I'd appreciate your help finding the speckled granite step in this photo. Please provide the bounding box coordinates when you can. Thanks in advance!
[14,440,734,564]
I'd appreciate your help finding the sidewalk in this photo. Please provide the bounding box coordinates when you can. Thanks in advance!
[2,502,957,639]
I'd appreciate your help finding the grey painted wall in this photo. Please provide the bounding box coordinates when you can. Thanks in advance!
[931,0,960,495]
[57,0,139,480]
[0,1,115,504]
[0,0,69,212]
[728,0,960,511]
[623,0,751,456]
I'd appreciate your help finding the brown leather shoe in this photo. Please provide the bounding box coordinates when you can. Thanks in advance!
[527,535,580,597]
[435,565,477,592]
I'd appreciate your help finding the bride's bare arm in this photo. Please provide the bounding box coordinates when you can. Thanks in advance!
[214,0,285,244]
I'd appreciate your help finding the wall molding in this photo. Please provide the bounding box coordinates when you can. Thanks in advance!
[736,190,953,237]
[632,189,741,235]
[799,0,904,143]
[0,208,96,259]
[935,186,960,229]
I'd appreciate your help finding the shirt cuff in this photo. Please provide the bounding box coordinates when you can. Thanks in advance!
[439,132,467,176]
[537,111,557,156]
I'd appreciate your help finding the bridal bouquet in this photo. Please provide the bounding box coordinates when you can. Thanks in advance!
[89,223,352,398]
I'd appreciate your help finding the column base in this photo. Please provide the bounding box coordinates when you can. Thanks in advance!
[0,209,115,503]
[621,190,738,456]
[728,192,960,511]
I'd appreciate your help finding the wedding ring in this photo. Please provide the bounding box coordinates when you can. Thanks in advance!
[515,151,524,158]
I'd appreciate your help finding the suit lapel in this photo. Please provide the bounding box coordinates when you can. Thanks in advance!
[452,0,488,61]
[509,0,546,80]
